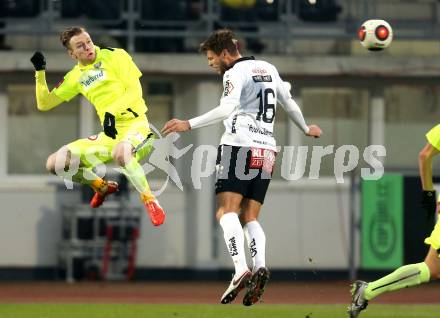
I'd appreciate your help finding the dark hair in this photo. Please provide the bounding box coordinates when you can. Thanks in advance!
[60,26,86,49]
[200,28,239,55]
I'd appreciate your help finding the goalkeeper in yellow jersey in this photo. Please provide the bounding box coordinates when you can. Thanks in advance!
[30,26,165,226]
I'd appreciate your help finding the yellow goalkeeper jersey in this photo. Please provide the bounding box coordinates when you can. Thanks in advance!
[52,46,147,122]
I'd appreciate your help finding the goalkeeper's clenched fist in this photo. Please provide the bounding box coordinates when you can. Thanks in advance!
[30,51,46,71]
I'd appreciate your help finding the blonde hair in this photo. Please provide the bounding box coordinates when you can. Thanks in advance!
[60,26,86,49]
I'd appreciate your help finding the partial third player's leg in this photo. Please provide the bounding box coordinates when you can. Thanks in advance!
[216,192,252,304]
[349,136,440,317]
[240,198,270,306]
[348,261,431,318]
[348,233,440,318]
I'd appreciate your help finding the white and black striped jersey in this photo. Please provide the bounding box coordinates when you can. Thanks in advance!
[189,56,309,151]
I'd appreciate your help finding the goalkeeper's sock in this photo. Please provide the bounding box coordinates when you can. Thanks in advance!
[364,262,430,300]
[220,213,249,274]
[122,158,153,197]
[70,168,102,188]
[53,162,107,191]
[244,220,266,271]
[90,178,107,193]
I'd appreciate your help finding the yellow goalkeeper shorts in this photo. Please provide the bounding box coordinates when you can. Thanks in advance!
[426,124,440,151]
[67,114,155,168]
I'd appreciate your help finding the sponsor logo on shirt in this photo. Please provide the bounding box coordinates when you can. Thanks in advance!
[253,139,269,145]
[252,75,272,82]
[248,124,273,137]
[250,147,276,173]
[252,68,267,74]
[79,69,105,91]
[224,80,234,97]
[231,115,237,133]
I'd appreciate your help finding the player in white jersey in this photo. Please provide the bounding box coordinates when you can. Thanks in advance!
[162,29,322,305]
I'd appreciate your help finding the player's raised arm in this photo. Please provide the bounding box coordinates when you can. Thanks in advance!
[276,75,322,138]
[31,51,64,111]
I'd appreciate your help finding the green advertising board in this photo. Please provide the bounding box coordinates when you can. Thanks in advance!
[361,174,403,269]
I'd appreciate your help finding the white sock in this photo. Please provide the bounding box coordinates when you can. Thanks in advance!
[244,220,266,271]
[219,212,248,275]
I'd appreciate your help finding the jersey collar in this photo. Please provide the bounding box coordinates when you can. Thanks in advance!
[227,56,255,70]
[78,46,101,70]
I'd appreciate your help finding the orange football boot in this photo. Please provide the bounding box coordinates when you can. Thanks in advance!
[90,181,119,208]
[141,193,165,226]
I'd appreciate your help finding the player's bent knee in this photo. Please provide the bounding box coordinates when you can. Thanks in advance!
[419,144,436,162]
[45,154,57,174]
[112,152,130,167]
[112,147,134,167]
[112,142,134,167]
[47,149,77,174]
[418,150,429,162]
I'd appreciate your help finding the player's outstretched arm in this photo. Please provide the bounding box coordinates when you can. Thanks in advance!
[161,119,191,135]
[162,98,236,135]
[31,51,64,111]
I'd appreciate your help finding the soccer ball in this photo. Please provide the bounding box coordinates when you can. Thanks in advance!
[358,19,393,51]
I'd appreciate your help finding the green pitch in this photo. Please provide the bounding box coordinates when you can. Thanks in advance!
[0,304,439,318]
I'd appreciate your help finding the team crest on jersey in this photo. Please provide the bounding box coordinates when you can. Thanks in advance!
[94,61,102,69]
[224,80,234,97]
